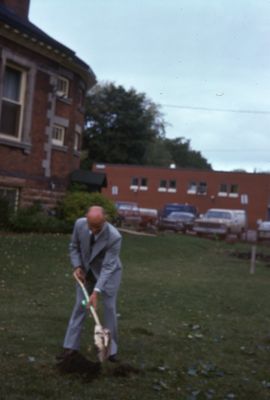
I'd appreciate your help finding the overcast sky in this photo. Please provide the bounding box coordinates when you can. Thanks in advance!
[30,0,270,172]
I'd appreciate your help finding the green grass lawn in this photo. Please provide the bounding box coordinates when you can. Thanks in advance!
[1,232,270,400]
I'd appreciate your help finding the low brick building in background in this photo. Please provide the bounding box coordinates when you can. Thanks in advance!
[0,0,96,210]
[93,163,270,228]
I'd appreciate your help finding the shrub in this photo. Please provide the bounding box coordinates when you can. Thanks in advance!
[58,191,117,224]
[0,197,12,228]
[10,211,72,233]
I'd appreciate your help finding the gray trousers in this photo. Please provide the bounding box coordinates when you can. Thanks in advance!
[63,280,118,356]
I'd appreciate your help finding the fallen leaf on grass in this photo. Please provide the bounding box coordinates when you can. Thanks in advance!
[152,379,169,391]
[187,361,225,378]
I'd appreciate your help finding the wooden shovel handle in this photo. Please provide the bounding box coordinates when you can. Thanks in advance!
[73,272,101,326]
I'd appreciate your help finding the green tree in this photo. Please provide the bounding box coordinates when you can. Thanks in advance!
[144,137,172,167]
[83,83,165,166]
[164,137,212,170]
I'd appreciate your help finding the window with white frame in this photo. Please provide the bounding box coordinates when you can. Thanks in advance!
[74,131,81,151]
[130,177,148,190]
[52,124,65,146]
[168,179,177,192]
[0,64,26,140]
[218,183,228,197]
[229,184,239,197]
[130,176,139,191]
[158,179,167,192]
[140,177,148,189]
[197,182,207,195]
[56,76,69,98]
[187,181,197,194]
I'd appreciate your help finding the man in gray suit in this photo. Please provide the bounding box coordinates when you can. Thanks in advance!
[59,205,122,362]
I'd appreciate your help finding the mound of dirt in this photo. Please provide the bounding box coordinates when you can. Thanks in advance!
[56,352,101,380]
[111,362,141,377]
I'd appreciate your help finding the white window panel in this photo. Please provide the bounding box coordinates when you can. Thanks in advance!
[0,64,26,140]
[56,76,69,98]
[52,124,65,146]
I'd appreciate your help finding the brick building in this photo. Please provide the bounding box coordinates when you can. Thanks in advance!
[93,163,270,228]
[0,0,96,210]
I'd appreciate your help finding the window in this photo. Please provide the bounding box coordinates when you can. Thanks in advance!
[140,177,148,191]
[229,184,239,197]
[160,179,167,188]
[218,183,228,196]
[131,177,139,186]
[0,187,19,211]
[158,179,167,192]
[130,177,139,191]
[56,76,69,98]
[0,64,26,140]
[74,131,81,151]
[169,180,176,189]
[187,181,197,194]
[187,181,207,195]
[129,176,148,191]
[112,186,118,195]
[168,179,177,192]
[130,177,148,191]
[197,182,207,195]
[52,124,65,146]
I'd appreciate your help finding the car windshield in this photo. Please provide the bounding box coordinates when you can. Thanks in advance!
[205,211,231,219]
[168,212,194,220]
[260,222,270,229]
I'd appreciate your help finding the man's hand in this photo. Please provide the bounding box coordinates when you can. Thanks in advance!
[88,291,99,310]
[73,267,86,284]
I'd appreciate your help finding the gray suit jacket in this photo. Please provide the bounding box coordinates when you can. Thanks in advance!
[69,218,122,295]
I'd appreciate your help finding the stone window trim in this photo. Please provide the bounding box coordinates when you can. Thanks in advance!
[0,48,36,148]
[57,96,72,106]
[73,124,82,153]
[53,115,69,128]
[51,144,68,152]
[0,136,31,153]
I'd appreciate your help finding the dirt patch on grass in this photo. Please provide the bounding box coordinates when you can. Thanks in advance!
[56,352,142,382]
[56,352,101,381]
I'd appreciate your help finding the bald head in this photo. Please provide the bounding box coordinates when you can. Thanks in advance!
[86,206,105,234]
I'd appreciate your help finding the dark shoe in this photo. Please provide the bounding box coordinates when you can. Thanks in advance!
[56,348,78,362]
[108,354,119,363]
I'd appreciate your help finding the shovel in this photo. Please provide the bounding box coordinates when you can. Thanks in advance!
[73,273,111,362]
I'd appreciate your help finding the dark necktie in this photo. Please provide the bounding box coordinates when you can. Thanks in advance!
[87,233,96,284]
[90,233,95,247]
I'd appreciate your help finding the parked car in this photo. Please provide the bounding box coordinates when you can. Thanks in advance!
[257,220,270,241]
[160,203,198,218]
[193,208,247,239]
[157,211,196,233]
[114,201,141,227]
[138,208,158,230]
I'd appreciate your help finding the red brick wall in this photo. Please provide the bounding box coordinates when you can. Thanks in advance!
[0,35,86,208]
[93,164,270,228]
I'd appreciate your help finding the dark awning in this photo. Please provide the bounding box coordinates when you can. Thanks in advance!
[70,170,107,189]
